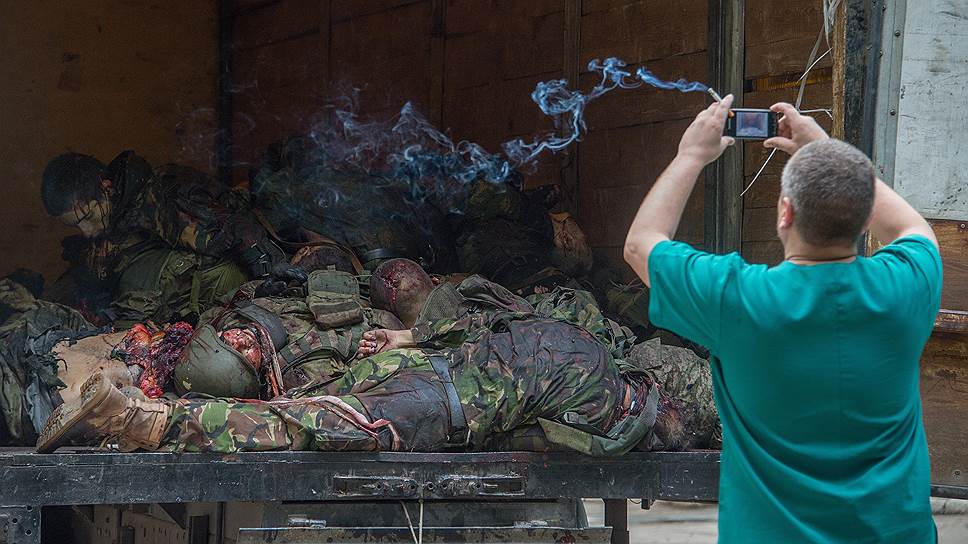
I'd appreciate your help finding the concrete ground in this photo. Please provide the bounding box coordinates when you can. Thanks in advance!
[583,498,968,543]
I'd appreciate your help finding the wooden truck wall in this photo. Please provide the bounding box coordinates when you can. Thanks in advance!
[227,0,834,274]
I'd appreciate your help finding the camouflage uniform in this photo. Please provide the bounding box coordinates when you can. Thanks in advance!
[153,279,722,455]
[449,181,561,291]
[106,247,247,328]
[51,151,276,324]
[160,317,628,454]
[101,152,268,271]
[0,277,102,445]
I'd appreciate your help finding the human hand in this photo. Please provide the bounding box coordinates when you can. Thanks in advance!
[358,328,412,357]
[676,94,735,166]
[763,102,829,154]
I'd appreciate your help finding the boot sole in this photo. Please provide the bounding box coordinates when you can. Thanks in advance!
[36,373,111,453]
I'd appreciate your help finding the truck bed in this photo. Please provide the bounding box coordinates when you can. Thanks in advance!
[2,449,965,543]
[3,448,965,506]
[0,449,722,505]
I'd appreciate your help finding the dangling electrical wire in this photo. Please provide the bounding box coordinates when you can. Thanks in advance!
[740,0,842,197]
[400,501,419,544]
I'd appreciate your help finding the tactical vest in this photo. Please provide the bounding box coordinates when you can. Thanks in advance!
[215,270,394,391]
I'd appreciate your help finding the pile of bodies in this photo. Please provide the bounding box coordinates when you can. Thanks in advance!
[2,138,719,455]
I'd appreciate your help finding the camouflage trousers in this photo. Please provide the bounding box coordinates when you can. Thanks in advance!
[158,349,451,453]
[159,395,398,453]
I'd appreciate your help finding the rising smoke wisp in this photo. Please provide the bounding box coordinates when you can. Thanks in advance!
[308,57,708,205]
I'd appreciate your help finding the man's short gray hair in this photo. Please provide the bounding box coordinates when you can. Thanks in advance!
[780,139,875,245]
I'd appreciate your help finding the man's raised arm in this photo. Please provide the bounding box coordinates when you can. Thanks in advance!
[624,94,735,286]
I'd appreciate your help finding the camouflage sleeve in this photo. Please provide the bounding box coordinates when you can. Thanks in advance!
[410,313,490,348]
[144,182,276,269]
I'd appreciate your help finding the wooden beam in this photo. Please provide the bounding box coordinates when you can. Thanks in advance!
[935,310,968,335]
[831,0,847,140]
[319,0,332,102]
[216,0,234,185]
[429,0,446,127]
[705,0,744,253]
[842,0,884,155]
[561,0,582,217]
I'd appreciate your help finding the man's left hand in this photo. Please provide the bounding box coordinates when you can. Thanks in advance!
[676,94,735,166]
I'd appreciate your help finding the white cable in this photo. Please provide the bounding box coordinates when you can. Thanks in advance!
[400,501,419,544]
[418,498,424,544]
[798,108,834,119]
[741,1,838,198]
[741,148,778,197]
[797,48,832,82]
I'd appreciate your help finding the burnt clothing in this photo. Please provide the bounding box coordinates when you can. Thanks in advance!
[0,278,102,445]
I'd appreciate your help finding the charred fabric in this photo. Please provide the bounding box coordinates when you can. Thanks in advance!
[2,59,723,456]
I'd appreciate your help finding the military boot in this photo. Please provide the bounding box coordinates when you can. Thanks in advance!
[37,372,171,453]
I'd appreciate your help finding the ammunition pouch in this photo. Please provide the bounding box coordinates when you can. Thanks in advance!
[537,384,659,457]
[276,324,364,389]
[306,269,364,329]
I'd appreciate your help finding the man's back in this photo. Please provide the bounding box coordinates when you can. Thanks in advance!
[648,235,941,542]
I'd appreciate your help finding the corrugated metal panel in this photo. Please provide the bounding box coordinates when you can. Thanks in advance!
[891,1,968,220]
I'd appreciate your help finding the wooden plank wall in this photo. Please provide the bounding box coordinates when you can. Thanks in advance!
[228,0,832,271]
[741,0,834,264]
[227,0,710,274]
[0,1,218,281]
[576,1,708,269]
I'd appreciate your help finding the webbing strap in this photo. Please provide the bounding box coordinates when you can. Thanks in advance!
[428,354,468,446]
[234,304,288,351]
[360,247,402,264]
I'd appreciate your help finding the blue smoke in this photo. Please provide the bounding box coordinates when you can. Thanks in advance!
[389,103,511,185]
[316,57,707,204]
[503,57,708,166]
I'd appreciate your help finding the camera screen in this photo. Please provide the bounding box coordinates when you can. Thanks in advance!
[735,111,770,138]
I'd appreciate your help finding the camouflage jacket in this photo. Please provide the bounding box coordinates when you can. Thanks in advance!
[412,275,636,360]
[107,246,248,328]
[105,151,265,267]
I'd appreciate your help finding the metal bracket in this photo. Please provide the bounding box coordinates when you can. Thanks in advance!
[0,506,41,544]
[332,476,420,498]
[436,474,526,497]
[331,473,527,498]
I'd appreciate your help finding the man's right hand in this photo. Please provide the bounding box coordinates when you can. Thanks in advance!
[764,102,829,155]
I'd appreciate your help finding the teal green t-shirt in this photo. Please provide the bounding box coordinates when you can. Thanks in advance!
[648,235,941,543]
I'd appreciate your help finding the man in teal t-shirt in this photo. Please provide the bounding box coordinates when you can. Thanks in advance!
[623,96,940,542]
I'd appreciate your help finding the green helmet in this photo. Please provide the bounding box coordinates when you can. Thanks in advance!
[174,325,261,398]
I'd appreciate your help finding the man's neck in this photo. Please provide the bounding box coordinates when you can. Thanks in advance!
[783,238,857,265]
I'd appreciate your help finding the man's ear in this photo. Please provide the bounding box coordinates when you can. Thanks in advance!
[777,196,795,230]
[100,178,113,193]
[861,212,874,235]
